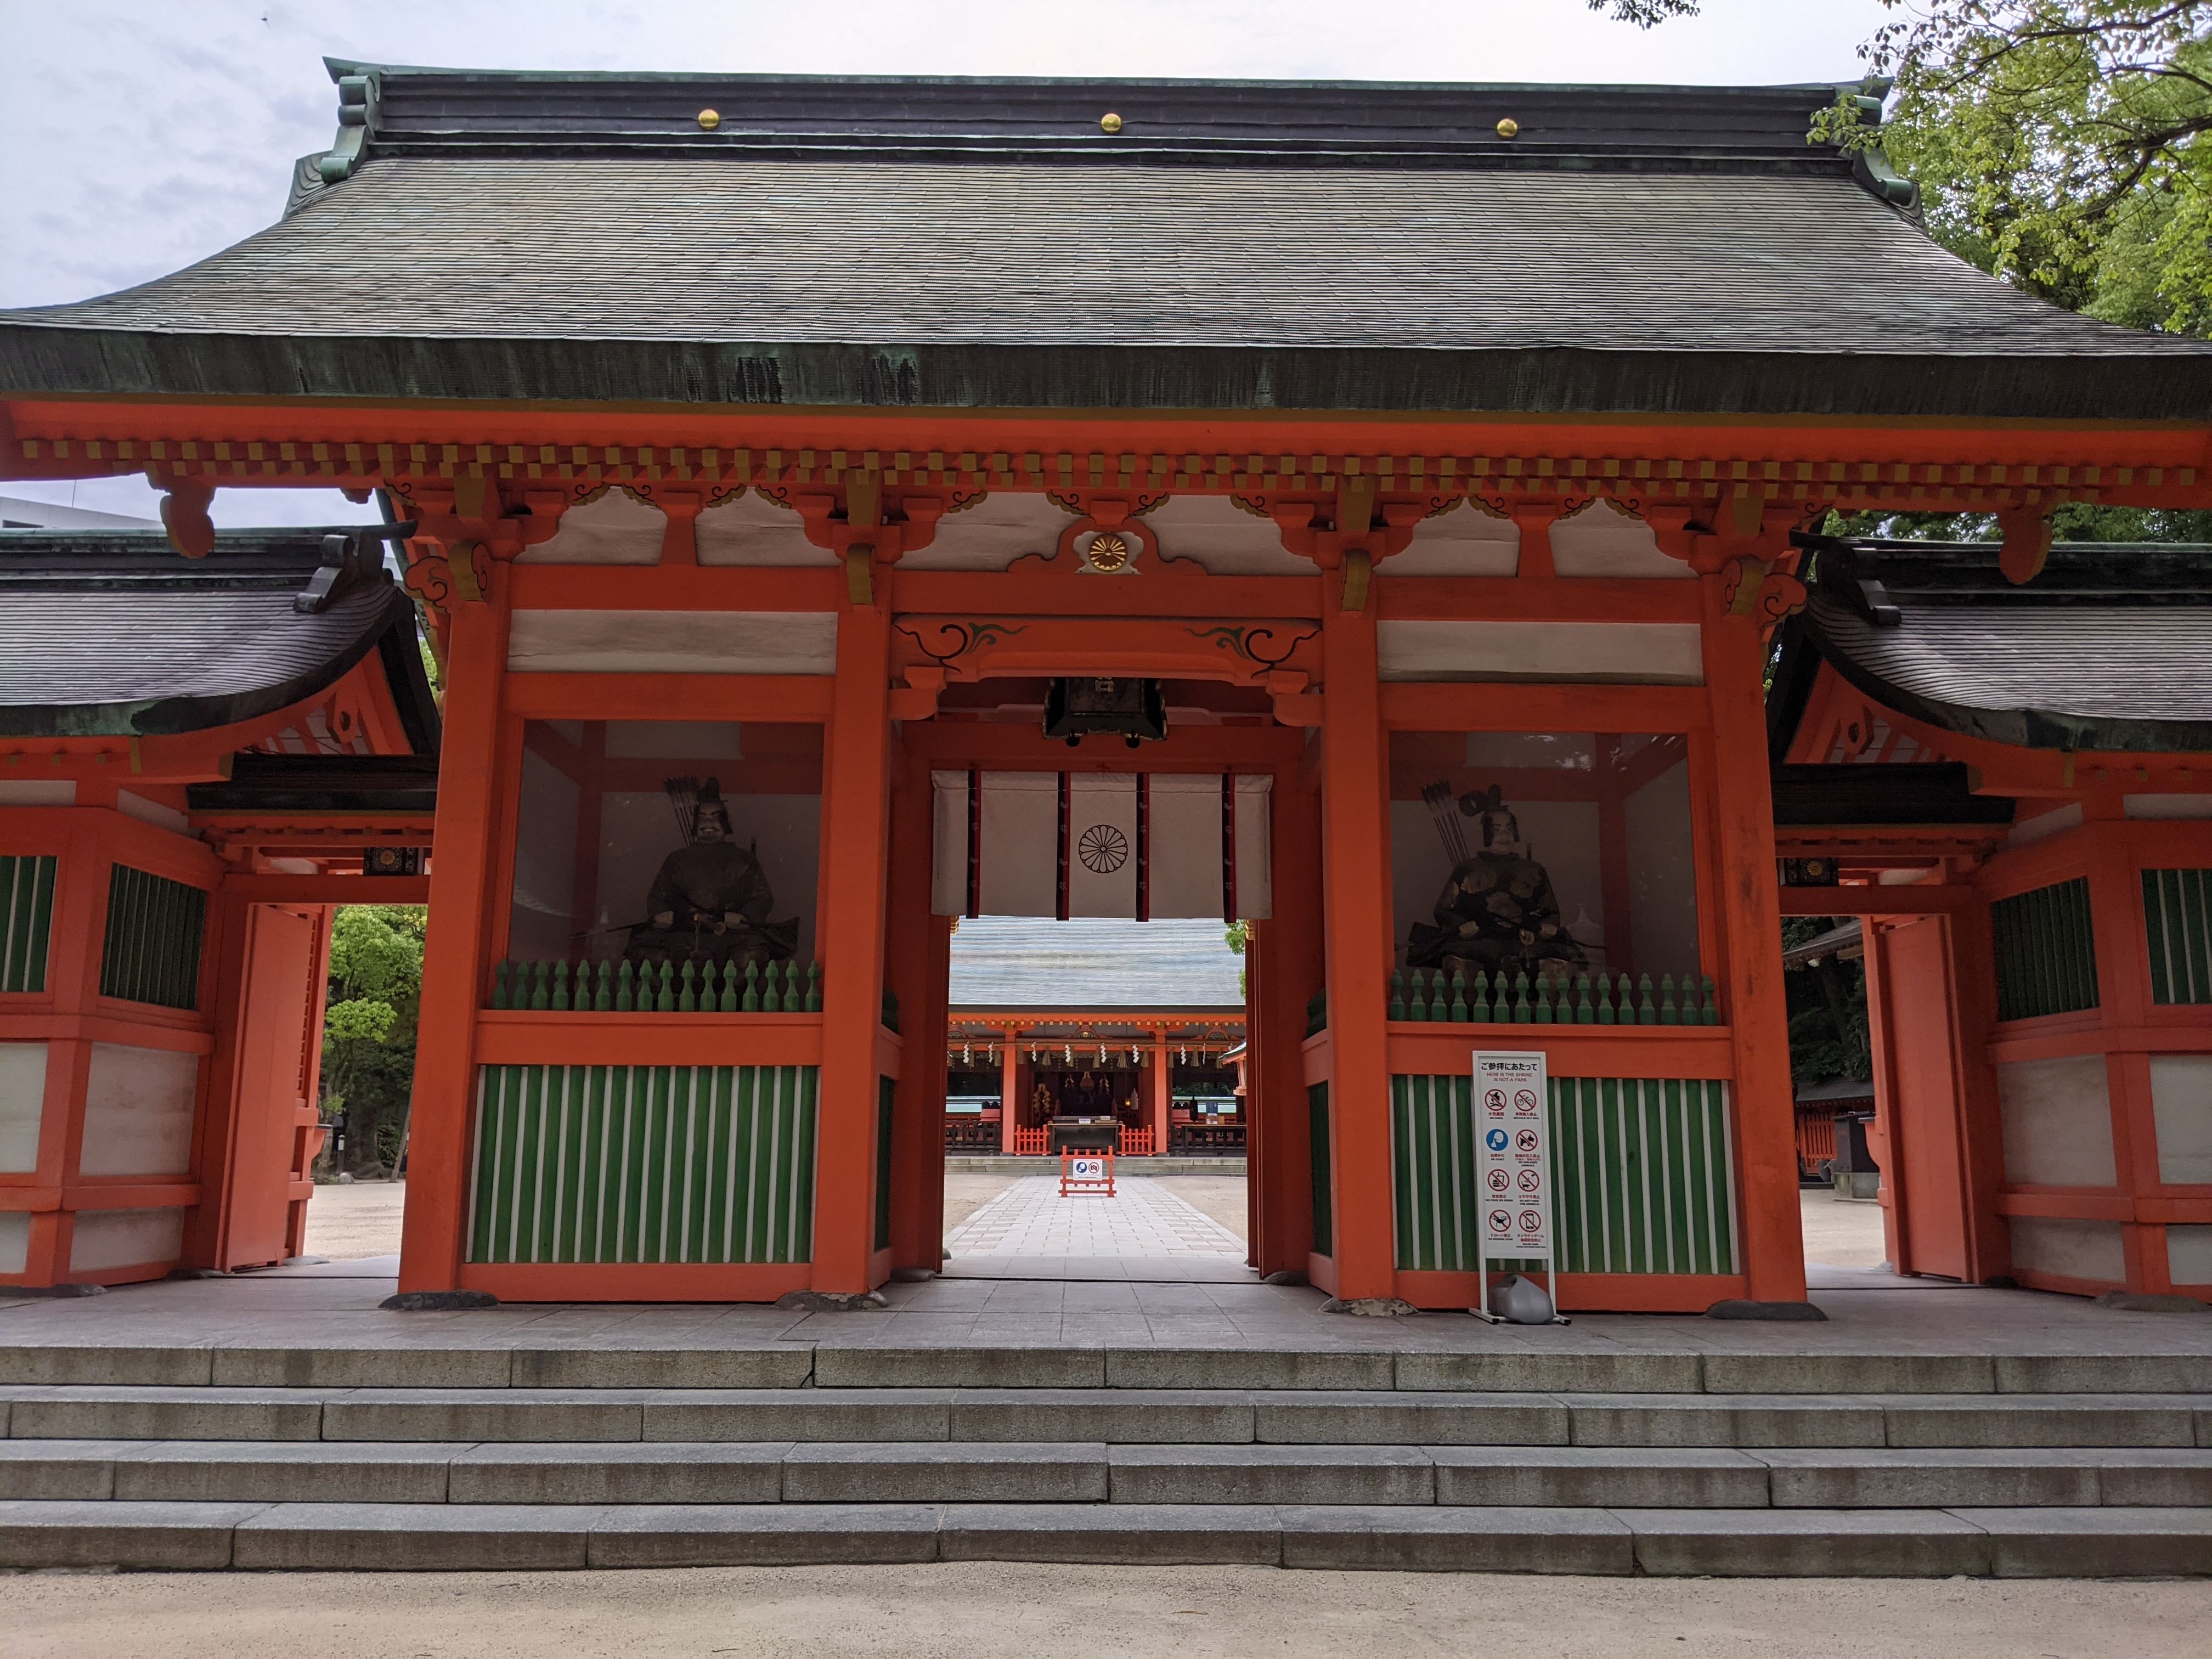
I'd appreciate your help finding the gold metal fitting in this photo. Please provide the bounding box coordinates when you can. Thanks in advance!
[1496,117,1519,139]
[1099,112,1123,133]
[1085,532,1132,572]
[697,109,721,130]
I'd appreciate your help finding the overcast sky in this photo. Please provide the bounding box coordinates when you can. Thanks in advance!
[1,0,1891,525]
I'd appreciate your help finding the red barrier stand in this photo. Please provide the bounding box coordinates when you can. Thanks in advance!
[1059,1151,1116,1198]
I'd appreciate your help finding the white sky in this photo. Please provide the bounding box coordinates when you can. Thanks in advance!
[0,0,1891,525]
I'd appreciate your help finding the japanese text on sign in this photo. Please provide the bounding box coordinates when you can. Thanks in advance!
[1475,1051,1551,1260]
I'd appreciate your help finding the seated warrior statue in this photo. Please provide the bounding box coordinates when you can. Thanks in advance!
[624,778,799,970]
[1406,782,1588,985]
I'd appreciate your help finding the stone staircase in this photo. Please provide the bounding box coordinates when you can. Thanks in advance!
[2,1344,2208,1575]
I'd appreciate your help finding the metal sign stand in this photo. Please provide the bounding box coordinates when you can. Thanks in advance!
[1471,1049,1571,1326]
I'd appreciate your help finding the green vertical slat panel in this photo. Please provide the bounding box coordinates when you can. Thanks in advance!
[778,1070,814,1265]
[467,1068,503,1264]
[791,1066,821,1263]
[752,1066,782,1263]
[616,1066,647,1263]
[873,1077,896,1252]
[2183,870,2212,1002]
[97,864,206,1009]
[1389,1076,1414,1269]
[1548,1082,1577,1274]
[1680,1079,1714,1275]
[735,1065,764,1262]
[1992,878,2099,1021]
[465,1063,822,1266]
[1308,1084,1333,1259]
[1,856,58,993]
[2144,871,2174,1004]
[1448,1073,1476,1274]
[1409,1077,1440,1271]
[703,1067,734,1265]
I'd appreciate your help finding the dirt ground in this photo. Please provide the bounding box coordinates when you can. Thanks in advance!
[4,1565,2206,1659]
[1801,1186,1889,1268]
[300,1180,407,1260]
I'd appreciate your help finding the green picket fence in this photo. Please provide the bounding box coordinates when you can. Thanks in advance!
[469,1063,817,1265]
[490,956,821,1013]
[1389,967,1718,1026]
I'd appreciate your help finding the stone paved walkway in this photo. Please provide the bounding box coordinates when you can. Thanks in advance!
[943,1176,1252,1282]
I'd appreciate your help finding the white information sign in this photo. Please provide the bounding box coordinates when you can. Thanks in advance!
[1069,1156,1105,1182]
[1474,1050,1554,1317]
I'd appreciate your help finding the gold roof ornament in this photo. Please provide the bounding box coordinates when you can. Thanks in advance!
[1085,531,1132,572]
[1099,112,1123,133]
[1496,116,1519,139]
[697,109,720,129]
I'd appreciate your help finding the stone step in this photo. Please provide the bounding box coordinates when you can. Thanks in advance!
[5,1342,2209,1396]
[5,1385,2207,1449]
[1,1497,2207,1576]
[7,1439,2209,1509]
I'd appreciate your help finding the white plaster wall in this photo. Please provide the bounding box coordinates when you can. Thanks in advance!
[0,1041,47,1173]
[78,1044,200,1177]
[2168,1224,2212,1286]
[1624,759,1702,983]
[1996,1054,2116,1188]
[2004,802,2083,848]
[895,492,1066,572]
[1382,500,1519,577]
[0,1210,27,1274]
[67,1206,185,1272]
[518,488,664,564]
[1376,620,1703,684]
[1549,499,1691,579]
[0,780,75,804]
[2124,794,2212,820]
[695,493,835,567]
[507,610,837,675]
[2007,1215,2125,1283]
[2150,1056,2212,1186]
[116,791,191,834]
[1144,495,1312,576]
[509,746,580,960]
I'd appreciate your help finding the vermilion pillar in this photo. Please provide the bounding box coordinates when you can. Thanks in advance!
[1699,577,1808,1305]
[398,584,512,1293]
[1249,773,1323,1276]
[1318,582,1395,1299]
[883,740,946,1272]
[999,1027,1019,1156]
[811,586,895,1293]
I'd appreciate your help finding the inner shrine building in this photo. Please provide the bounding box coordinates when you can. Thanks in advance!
[3,65,2209,1309]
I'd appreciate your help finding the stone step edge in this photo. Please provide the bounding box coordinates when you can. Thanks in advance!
[4,1346,2208,1395]
[1,1500,2208,1577]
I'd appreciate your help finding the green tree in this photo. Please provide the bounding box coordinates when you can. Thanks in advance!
[1780,916,1872,1087]
[319,905,426,1176]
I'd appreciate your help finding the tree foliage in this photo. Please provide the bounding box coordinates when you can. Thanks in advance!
[1607,3,2212,338]
[319,905,426,1175]
[1781,917,1872,1087]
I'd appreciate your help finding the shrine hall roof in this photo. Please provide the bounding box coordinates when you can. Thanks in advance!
[950,917,1246,1012]
[2,67,2209,421]
[0,527,439,743]
[1768,539,2212,757]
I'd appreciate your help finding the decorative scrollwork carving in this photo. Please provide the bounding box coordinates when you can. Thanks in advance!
[1724,556,1808,625]
[1187,623,1321,670]
[894,619,1028,668]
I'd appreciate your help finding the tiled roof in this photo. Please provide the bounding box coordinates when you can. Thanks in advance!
[4,71,2207,420]
[949,916,1245,1011]
[0,527,437,743]
[1773,540,2212,755]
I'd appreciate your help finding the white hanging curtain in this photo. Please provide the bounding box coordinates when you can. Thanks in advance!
[931,770,1272,921]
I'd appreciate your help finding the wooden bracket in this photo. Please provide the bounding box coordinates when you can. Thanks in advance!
[158,478,216,559]
[845,546,874,606]
[1997,507,2053,585]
